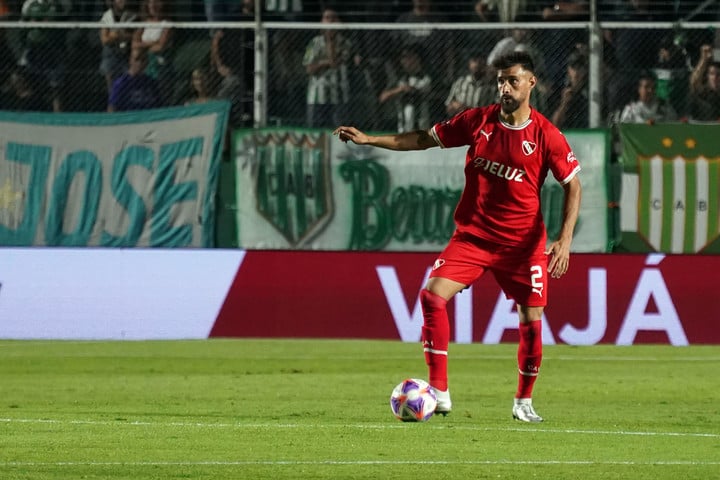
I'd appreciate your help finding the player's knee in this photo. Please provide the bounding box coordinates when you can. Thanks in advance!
[420,289,448,312]
[518,306,544,323]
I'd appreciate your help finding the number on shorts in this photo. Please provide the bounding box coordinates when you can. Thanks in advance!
[530,265,543,297]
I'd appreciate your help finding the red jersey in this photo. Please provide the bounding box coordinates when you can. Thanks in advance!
[431,104,580,247]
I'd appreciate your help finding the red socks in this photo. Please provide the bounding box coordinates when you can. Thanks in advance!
[420,289,449,391]
[420,289,542,399]
[516,320,542,399]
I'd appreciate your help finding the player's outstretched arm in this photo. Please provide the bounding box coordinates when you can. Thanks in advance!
[546,175,581,279]
[333,126,438,151]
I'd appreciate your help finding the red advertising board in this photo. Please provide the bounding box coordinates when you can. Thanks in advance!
[212,252,719,345]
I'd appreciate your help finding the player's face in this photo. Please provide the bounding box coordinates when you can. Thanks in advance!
[496,65,536,114]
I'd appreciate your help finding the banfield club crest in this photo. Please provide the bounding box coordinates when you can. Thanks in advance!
[636,153,719,253]
[251,131,333,246]
[621,125,720,254]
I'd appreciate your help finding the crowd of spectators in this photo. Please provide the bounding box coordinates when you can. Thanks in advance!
[0,0,719,129]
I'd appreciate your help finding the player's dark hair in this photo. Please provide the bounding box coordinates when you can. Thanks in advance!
[492,51,535,74]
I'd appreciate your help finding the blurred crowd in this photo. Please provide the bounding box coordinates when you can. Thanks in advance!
[0,0,719,129]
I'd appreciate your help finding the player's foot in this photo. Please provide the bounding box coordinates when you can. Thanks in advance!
[432,387,452,416]
[512,399,543,423]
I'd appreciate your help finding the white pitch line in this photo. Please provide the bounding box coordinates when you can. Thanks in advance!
[0,354,718,363]
[0,460,719,467]
[1,418,718,439]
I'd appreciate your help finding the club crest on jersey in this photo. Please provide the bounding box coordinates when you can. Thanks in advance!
[433,259,445,270]
[521,140,536,156]
[567,151,577,163]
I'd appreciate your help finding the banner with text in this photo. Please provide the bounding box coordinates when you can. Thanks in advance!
[0,101,229,247]
[213,251,716,345]
[233,128,610,252]
[0,248,715,345]
[619,123,720,253]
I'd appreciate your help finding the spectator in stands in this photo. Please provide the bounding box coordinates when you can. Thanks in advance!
[619,71,677,124]
[107,47,162,111]
[653,34,692,118]
[0,66,53,111]
[268,29,305,125]
[343,48,382,129]
[688,44,720,122]
[215,61,245,126]
[99,0,137,94]
[670,2,715,67]
[184,67,215,105]
[601,0,667,115]
[538,1,589,105]
[132,0,173,101]
[551,51,588,129]
[460,0,506,52]
[302,7,352,128]
[206,0,253,121]
[393,0,454,88]
[379,44,433,133]
[445,53,496,117]
[15,0,66,111]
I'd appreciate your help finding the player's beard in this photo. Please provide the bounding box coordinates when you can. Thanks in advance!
[500,94,521,114]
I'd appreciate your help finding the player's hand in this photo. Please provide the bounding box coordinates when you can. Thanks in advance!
[545,239,571,279]
[333,126,369,145]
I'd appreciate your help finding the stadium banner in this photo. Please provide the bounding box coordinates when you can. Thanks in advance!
[1,248,717,345]
[0,101,229,247]
[619,123,720,253]
[233,128,611,252]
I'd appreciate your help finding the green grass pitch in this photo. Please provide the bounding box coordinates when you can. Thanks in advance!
[0,339,718,479]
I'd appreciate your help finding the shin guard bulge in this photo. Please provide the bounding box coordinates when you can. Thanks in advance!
[420,289,449,391]
[516,320,542,399]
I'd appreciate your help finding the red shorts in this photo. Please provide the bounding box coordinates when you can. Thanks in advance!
[429,232,548,307]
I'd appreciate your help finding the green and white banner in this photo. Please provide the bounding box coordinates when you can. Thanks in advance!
[234,128,611,252]
[620,124,720,253]
[0,101,229,247]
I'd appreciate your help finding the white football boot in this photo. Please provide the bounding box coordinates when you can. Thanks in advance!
[432,387,452,416]
[512,398,543,423]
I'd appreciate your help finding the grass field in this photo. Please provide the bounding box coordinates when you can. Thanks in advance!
[0,339,718,479]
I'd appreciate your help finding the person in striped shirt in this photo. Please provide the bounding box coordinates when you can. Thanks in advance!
[445,53,498,117]
[302,7,352,128]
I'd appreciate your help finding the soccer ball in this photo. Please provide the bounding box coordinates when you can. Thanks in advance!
[390,378,437,422]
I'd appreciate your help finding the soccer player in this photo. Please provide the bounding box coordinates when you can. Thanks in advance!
[333,51,581,423]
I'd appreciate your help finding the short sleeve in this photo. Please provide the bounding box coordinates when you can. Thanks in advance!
[431,108,476,149]
[546,127,581,184]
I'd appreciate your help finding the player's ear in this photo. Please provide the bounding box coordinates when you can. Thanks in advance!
[528,75,537,89]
